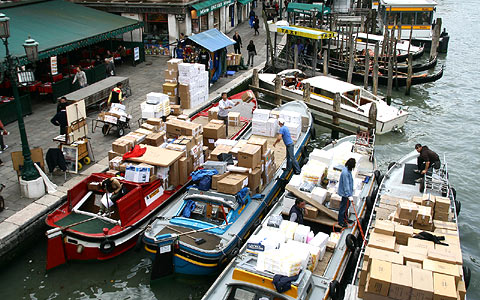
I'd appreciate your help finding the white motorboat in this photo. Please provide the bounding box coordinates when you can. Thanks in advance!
[259,70,408,134]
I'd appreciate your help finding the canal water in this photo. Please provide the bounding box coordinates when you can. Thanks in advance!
[1,0,478,298]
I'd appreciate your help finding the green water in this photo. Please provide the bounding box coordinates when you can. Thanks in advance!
[1,0,479,298]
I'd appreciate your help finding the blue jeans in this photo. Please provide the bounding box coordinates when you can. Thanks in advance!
[286,143,300,174]
[338,196,350,225]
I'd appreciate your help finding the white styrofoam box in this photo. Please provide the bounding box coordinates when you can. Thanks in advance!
[311,187,328,206]
[279,220,299,241]
[282,240,311,269]
[214,139,238,147]
[111,103,126,111]
[349,189,362,214]
[252,127,269,136]
[286,174,303,190]
[293,224,311,243]
[104,115,117,124]
[246,227,284,255]
[282,196,296,215]
[193,63,205,72]
[257,247,304,276]
[280,111,302,125]
[267,118,279,137]
[253,109,271,121]
[146,92,168,104]
[141,101,162,113]
[125,165,151,183]
[308,231,329,249]
[309,148,333,167]
[301,160,327,184]
[328,232,341,249]
[178,63,195,74]
[142,111,163,119]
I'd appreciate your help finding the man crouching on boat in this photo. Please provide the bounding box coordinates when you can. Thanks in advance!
[337,158,356,228]
[289,199,305,224]
[414,143,441,178]
[273,118,301,175]
[100,177,126,212]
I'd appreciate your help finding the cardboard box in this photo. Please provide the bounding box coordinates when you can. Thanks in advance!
[375,207,392,220]
[241,90,255,102]
[210,145,233,161]
[212,172,229,190]
[394,223,414,245]
[248,136,268,155]
[421,193,436,208]
[208,107,218,121]
[457,280,466,300]
[366,247,404,265]
[359,260,369,286]
[228,111,241,126]
[406,261,422,269]
[248,167,262,192]
[166,119,202,137]
[87,182,103,192]
[173,136,195,152]
[237,144,262,168]
[412,196,424,206]
[167,58,183,71]
[217,173,248,195]
[433,244,463,265]
[203,122,226,139]
[363,292,391,300]
[397,200,419,221]
[423,259,460,284]
[146,117,163,127]
[433,273,457,300]
[413,221,434,231]
[169,95,178,105]
[391,210,411,226]
[408,237,435,252]
[433,220,457,231]
[427,248,458,265]
[144,132,165,147]
[112,139,131,154]
[389,264,412,299]
[411,268,434,300]
[374,219,395,236]
[366,259,391,296]
[435,196,450,214]
[178,157,189,185]
[108,150,121,161]
[434,211,449,221]
[329,193,341,210]
[166,159,178,187]
[304,204,318,219]
[368,232,396,252]
[162,82,178,96]
[171,104,182,116]
[165,69,178,82]
[180,94,191,109]
[416,205,433,225]
[203,136,216,150]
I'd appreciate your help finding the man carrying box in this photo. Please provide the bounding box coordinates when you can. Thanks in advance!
[218,92,239,136]
[273,118,300,175]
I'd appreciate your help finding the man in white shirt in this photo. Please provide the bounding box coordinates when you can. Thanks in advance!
[217,92,239,135]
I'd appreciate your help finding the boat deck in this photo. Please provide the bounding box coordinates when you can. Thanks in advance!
[156,225,222,251]
[54,213,116,234]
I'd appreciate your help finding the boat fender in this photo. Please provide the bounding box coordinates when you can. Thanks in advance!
[99,239,116,254]
[352,247,361,265]
[366,196,374,212]
[374,170,383,186]
[345,234,357,252]
[371,187,378,203]
[388,162,396,170]
[463,265,471,290]
[451,187,457,200]
[455,200,461,216]
[228,247,240,260]
[134,234,144,252]
[310,125,316,140]
[328,280,341,300]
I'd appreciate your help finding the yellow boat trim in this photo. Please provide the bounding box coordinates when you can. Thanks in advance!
[145,245,157,254]
[232,268,298,298]
[387,25,431,30]
[175,253,218,267]
[386,7,434,11]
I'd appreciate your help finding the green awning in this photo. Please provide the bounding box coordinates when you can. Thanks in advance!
[0,0,143,65]
[287,3,331,15]
[192,0,234,16]
[238,0,253,5]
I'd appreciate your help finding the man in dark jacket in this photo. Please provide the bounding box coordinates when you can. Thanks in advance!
[415,144,441,177]
[289,199,305,224]
[233,32,242,54]
[51,104,68,135]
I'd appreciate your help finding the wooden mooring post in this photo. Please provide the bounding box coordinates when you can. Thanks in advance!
[430,18,442,61]
[332,93,341,139]
[369,102,377,132]
[323,50,328,75]
[373,43,379,96]
[405,53,413,95]
[303,82,311,103]
[252,69,260,99]
[364,48,370,89]
[274,74,282,106]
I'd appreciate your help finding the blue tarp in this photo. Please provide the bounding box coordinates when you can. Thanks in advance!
[187,29,236,52]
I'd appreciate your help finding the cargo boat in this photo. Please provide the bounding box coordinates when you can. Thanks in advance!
[143,101,313,278]
[44,90,257,270]
[344,150,470,299]
[202,134,382,300]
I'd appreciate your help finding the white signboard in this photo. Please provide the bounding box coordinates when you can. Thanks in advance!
[134,47,140,61]
[50,56,58,75]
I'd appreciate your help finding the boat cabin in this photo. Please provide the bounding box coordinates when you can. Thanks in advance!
[379,0,437,40]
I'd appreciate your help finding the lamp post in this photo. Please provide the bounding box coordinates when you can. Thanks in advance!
[0,13,39,181]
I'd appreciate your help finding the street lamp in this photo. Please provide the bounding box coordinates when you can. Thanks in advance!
[0,13,39,181]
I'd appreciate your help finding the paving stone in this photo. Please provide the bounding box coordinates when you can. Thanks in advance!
[97,157,109,166]
[5,203,48,228]
[35,194,62,207]
[0,221,19,241]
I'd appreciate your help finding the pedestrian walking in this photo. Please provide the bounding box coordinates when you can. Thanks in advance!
[233,31,242,54]
[249,9,256,28]
[247,40,257,67]
[253,16,260,35]
[72,67,88,88]
[0,119,9,154]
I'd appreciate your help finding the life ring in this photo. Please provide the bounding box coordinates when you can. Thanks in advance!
[345,234,357,252]
[329,280,341,300]
[99,239,116,254]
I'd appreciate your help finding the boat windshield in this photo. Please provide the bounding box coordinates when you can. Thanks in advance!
[226,284,288,300]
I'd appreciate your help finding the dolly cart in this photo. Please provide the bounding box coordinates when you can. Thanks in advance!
[92,111,131,137]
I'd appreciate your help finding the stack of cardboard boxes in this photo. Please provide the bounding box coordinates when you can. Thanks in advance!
[141,92,170,119]
[358,193,465,300]
[227,53,242,66]
[178,63,209,109]
[163,58,183,105]
[251,108,303,139]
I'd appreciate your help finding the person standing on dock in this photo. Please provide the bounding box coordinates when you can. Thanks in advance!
[0,119,8,154]
[218,92,239,135]
[273,118,301,175]
[233,32,242,54]
[253,16,260,36]
[414,144,441,178]
[108,82,124,106]
[72,67,88,88]
[50,103,68,135]
[247,40,257,67]
[337,158,356,228]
